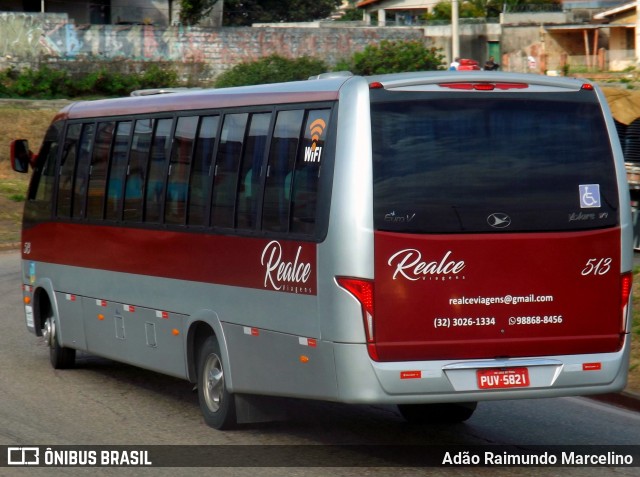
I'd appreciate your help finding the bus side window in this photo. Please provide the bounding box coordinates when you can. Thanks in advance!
[262,109,304,233]
[26,121,62,221]
[72,123,96,219]
[145,118,173,224]
[87,121,115,220]
[211,113,248,229]
[290,109,330,235]
[188,115,219,227]
[124,119,153,222]
[57,123,82,218]
[165,116,198,226]
[236,112,270,230]
[105,121,132,221]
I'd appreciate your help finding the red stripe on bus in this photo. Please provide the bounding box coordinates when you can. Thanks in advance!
[23,222,318,296]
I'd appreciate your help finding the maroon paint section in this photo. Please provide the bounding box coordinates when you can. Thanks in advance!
[374,229,623,361]
[23,223,317,295]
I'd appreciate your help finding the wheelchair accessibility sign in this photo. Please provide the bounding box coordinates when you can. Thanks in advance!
[579,184,601,208]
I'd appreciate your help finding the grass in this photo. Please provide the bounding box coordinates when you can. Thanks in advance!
[0,102,60,247]
[0,99,638,395]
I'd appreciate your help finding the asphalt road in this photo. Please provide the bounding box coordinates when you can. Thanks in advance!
[0,250,639,477]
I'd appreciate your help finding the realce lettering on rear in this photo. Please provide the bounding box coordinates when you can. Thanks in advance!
[388,249,465,281]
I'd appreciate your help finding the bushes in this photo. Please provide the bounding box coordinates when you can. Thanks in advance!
[216,41,445,88]
[337,40,446,75]
[214,54,328,88]
[0,63,180,99]
[2,40,446,96]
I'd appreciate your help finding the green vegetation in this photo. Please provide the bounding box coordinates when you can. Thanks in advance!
[179,0,221,25]
[215,41,446,88]
[223,0,342,26]
[0,64,179,99]
[1,39,446,96]
[336,40,445,75]
[214,54,329,88]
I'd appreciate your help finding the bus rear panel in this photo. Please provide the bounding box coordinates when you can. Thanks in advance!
[328,72,632,405]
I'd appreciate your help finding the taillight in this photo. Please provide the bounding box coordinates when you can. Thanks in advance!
[439,82,528,91]
[621,272,633,332]
[336,277,378,360]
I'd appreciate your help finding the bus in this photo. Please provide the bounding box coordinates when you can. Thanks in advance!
[11,71,634,429]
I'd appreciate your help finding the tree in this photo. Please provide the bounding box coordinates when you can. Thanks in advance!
[180,0,221,25]
[425,0,558,20]
[223,0,343,26]
[335,0,363,21]
[214,54,328,87]
[339,40,446,75]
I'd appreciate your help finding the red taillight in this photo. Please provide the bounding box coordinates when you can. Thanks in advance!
[621,272,633,331]
[581,83,594,91]
[336,277,378,360]
[439,82,528,91]
[369,81,384,89]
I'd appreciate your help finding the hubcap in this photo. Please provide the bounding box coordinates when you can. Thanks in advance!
[43,317,55,348]
[202,353,224,413]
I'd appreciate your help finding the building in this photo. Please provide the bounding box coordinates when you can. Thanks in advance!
[2,0,223,26]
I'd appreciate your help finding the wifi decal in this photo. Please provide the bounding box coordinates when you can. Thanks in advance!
[304,118,326,163]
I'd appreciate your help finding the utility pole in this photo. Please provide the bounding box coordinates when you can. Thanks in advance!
[637,0,640,64]
[452,0,460,59]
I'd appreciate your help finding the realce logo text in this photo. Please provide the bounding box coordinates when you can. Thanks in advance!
[388,249,465,281]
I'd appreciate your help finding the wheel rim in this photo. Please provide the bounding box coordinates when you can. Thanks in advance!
[202,353,224,413]
[43,317,55,348]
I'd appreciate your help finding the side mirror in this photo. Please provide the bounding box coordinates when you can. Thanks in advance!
[10,139,33,173]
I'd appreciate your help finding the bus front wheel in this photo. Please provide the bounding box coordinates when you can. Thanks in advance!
[398,402,477,424]
[197,335,237,430]
[43,315,76,369]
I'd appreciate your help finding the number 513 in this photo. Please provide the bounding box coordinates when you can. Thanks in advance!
[581,257,611,276]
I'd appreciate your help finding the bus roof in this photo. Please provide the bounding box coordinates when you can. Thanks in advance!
[53,71,595,122]
[58,76,350,120]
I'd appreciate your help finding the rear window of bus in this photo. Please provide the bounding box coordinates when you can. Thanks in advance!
[371,91,619,234]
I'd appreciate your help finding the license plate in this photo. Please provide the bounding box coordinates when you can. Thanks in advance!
[477,368,530,389]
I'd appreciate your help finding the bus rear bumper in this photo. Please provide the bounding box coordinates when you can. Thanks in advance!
[332,339,631,405]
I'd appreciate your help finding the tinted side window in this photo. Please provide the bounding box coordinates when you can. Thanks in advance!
[188,115,219,226]
[166,116,198,225]
[87,121,114,220]
[105,121,132,221]
[145,118,173,223]
[57,123,82,218]
[290,109,330,235]
[124,119,153,222]
[72,123,95,219]
[262,109,304,233]
[25,121,62,223]
[211,113,248,228]
[237,113,271,230]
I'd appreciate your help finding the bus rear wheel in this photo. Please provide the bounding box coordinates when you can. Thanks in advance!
[197,336,237,430]
[43,315,76,369]
[398,402,477,424]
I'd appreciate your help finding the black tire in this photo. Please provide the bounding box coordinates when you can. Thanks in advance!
[197,335,237,430]
[398,402,477,424]
[45,316,76,369]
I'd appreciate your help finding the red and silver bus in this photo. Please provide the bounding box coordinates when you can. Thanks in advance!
[12,71,634,429]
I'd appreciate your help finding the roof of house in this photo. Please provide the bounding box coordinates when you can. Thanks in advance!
[593,1,635,20]
[356,0,382,7]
